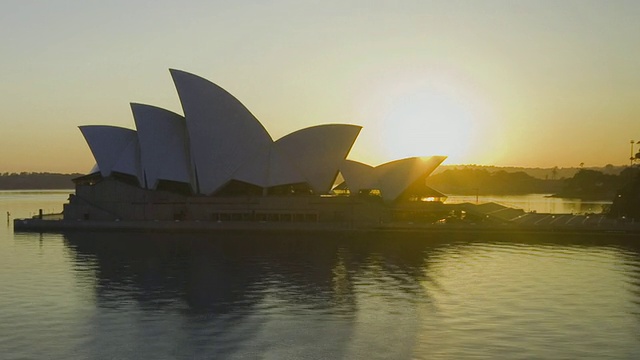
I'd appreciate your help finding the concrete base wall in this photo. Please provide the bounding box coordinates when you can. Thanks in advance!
[64,178,408,227]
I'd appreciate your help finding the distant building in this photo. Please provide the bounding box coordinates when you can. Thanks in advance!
[65,70,447,226]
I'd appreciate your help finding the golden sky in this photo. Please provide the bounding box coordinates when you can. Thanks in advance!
[1,0,639,173]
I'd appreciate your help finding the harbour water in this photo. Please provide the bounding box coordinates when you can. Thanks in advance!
[1,191,639,359]
[445,193,611,215]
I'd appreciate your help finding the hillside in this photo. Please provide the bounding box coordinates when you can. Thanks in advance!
[434,164,625,180]
[0,172,81,190]
[426,168,563,195]
[428,166,637,200]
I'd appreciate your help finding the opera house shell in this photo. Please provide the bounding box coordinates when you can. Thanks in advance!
[65,69,447,226]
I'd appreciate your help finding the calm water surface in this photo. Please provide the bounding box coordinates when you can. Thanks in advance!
[446,194,611,214]
[1,191,639,359]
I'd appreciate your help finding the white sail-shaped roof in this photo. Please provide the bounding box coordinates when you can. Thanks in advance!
[79,125,142,184]
[78,70,446,199]
[274,124,362,194]
[341,156,447,201]
[170,69,273,194]
[111,137,143,181]
[231,144,306,188]
[89,163,100,174]
[232,124,361,191]
[131,103,193,190]
[375,156,447,201]
[340,160,376,191]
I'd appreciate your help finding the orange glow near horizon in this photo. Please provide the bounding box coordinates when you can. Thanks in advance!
[380,89,477,163]
[349,72,500,167]
[1,2,639,173]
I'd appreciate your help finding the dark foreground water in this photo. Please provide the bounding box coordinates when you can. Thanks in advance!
[2,192,640,359]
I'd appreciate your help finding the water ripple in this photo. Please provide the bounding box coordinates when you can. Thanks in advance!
[2,220,640,358]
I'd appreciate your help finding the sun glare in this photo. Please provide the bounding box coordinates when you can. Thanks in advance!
[380,89,476,163]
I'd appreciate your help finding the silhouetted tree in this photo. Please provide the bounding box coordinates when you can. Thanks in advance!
[609,171,640,220]
[555,169,620,200]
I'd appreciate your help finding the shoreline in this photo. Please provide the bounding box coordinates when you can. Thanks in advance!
[13,218,640,235]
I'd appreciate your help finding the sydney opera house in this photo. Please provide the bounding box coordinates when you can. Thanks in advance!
[63,69,448,227]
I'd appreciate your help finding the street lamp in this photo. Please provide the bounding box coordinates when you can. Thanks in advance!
[631,140,635,166]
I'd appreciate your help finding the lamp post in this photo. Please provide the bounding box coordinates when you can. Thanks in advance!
[631,140,635,167]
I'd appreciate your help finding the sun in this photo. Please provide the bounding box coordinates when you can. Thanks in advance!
[380,89,476,163]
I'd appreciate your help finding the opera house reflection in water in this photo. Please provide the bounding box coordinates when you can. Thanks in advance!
[63,231,434,312]
[60,231,640,358]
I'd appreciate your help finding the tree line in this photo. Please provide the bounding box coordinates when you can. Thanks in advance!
[2,168,637,200]
[426,167,639,200]
[0,172,82,190]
